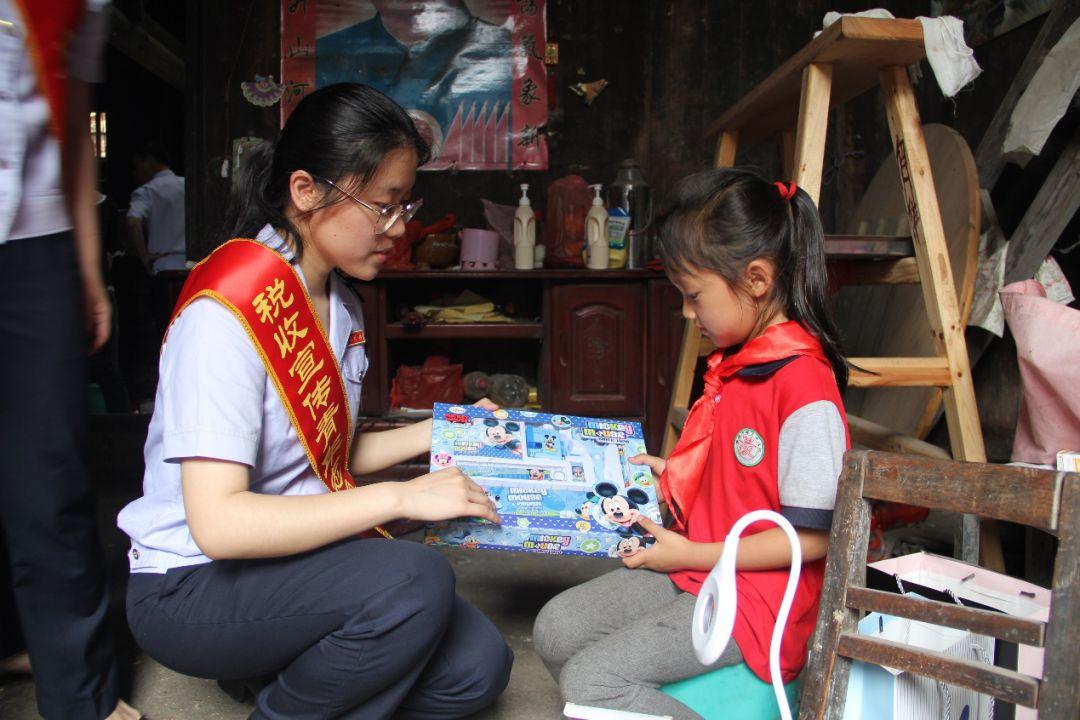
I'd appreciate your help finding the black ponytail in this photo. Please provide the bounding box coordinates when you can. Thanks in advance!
[221,83,431,255]
[657,168,848,390]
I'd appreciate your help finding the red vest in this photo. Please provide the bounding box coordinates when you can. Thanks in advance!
[668,342,848,683]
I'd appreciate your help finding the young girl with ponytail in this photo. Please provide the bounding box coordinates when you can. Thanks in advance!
[118,83,511,719]
[533,168,850,719]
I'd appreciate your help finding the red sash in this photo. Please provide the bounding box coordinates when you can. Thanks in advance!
[169,239,390,538]
[12,0,85,142]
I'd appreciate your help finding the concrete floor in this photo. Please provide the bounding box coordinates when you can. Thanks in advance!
[0,415,618,719]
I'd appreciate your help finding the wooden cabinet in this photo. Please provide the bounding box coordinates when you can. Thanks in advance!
[546,283,644,417]
[354,270,680,452]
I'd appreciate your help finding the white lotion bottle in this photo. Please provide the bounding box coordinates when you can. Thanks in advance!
[513,184,536,270]
[585,184,609,270]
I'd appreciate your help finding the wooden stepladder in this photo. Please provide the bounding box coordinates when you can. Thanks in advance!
[662,18,993,562]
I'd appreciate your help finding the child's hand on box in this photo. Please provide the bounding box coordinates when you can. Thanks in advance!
[621,517,691,572]
[628,453,666,506]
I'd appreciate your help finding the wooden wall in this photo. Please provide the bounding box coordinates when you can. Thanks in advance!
[184,0,945,258]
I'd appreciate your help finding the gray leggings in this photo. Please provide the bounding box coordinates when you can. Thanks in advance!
[533,568,743,719]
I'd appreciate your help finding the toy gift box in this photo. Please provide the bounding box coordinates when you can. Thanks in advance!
[423,403,662,558]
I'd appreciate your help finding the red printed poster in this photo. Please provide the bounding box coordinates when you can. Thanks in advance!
[281,0,548,171]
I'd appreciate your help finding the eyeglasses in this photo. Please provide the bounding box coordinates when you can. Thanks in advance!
[311,175,423,235]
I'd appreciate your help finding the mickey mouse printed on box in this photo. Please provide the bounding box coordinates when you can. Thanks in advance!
[424,403,662,558]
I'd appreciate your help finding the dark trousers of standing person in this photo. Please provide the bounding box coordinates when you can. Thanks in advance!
[127,538,513,720]
[0,231,120,719]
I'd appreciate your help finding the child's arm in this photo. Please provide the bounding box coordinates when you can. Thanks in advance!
[622,517,828,573]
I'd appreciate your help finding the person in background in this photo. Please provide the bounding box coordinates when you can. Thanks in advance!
[0,0,140,718]
[126,139,185,276]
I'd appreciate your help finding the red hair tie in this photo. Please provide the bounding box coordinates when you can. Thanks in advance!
[774,181,797,201]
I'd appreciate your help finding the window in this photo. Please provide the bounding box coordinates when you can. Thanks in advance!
[89,111,107,158]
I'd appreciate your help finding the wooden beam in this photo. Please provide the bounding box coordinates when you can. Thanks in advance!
[880,65,986,464]
[845,587,1045,646]
[837,633,1039,707]
[847,413,951,460]
[975,0,1080,188]
[714,130,738,168]
[108,5,184,91]
[1003,125,1080,284]
[847,357,951,388]
[792,63,833,205]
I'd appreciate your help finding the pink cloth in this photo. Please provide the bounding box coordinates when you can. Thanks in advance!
[1001,279,1080,464]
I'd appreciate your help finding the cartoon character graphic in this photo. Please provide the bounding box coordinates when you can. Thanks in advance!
[579,482,653,539]
[615,533,656,558]
[479,418,523,458]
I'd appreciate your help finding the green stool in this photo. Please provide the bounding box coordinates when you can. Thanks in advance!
[660,662,801,720]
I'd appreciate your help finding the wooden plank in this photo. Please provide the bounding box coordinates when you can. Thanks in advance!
[108,6,185,90]
[836,125,980,438]
[793,63,833,205]
[780,130,795,181]
[798,452,871,720]
[824,235,913,259]
[837,633,1039,708]
[975,0,1080,188]
[860,451,1062,533]
[845,587,1045,646]
[714,129,739,168]
[847,358,951,388]
[709,18,925,142]
[830,257,920,285]
[1039,473,1080,717]
[880,65,986,464]
[1003,125,1080,284]
[847,414,951,460]
[661,319,703,456]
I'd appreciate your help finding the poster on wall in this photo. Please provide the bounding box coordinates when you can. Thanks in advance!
[281,0,548,171]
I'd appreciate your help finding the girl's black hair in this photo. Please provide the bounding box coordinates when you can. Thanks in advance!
[222,83,430,255]
[657,167,848,390]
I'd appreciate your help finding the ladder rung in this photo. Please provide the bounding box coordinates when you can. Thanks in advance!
[848,358,951,387]
[824,234,913,260]
[832,257,920,285]
[669,407,689,432]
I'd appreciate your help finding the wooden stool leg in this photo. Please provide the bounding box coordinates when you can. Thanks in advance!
[880,65,1001,569]
[714,129,739,168]
[793,62,833,204]
[662,318,701,456]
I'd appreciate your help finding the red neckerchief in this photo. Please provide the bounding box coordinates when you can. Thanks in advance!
[661,321,829,531]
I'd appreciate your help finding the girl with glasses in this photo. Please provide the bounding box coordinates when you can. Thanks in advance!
[118,83,512,719]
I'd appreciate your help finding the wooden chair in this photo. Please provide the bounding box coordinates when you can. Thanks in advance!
[798,450,1080,719]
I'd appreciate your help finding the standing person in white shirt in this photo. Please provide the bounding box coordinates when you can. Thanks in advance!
[126,140,185,275]
[0,1,140,718]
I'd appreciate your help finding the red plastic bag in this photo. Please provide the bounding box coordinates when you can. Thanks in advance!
[389,356,463,409]
[543,175,592,268]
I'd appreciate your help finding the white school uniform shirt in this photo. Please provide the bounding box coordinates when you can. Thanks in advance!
[127,168,187,273]
[0,0,108,243]
[117,224,370,573]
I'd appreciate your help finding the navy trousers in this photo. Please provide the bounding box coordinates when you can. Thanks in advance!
[0,232,119,719]
[127,538,513,719]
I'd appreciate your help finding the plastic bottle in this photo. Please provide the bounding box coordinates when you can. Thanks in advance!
[585,184,609,270]
[513,184,536,270]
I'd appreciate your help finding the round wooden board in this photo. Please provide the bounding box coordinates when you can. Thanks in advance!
[834,124,980,439]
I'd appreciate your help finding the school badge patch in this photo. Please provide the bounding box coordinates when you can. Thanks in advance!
[733,428,765,467]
